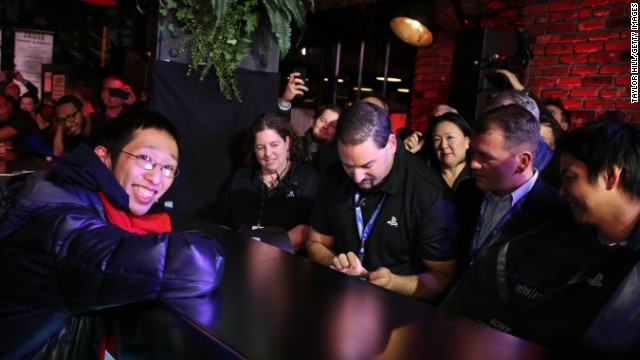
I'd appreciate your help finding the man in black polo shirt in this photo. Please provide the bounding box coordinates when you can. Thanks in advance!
[306,102,458,301]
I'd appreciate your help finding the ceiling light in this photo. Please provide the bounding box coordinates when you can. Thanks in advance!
[390,3,436,47]
[376,77,402,82]
[397,88,410,93]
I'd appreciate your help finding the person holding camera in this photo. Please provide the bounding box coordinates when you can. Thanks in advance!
[93,76,137,140]
[276,70,309,117]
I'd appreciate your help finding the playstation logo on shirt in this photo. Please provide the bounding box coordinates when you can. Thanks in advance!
[587,273,603,288]
[387,216,398,227]
[287,190,295,198]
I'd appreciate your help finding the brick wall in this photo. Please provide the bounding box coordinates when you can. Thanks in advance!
[410,0,638,131]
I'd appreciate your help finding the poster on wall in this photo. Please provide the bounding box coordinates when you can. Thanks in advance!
[13,29,54,96]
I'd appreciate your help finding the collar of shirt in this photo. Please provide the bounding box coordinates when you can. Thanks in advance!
[372,145,405,197]
[484,169,539,207]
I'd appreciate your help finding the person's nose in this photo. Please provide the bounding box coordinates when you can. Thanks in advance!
[558,182,566,197]
[470,155,482,170]
[352,168,366,183]
[264,147,273,158]
[144,165,163,184]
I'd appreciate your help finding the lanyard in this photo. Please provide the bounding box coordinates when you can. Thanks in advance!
[354,191,386,263]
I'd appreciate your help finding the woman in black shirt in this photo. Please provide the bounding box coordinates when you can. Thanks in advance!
[215,113,319,252]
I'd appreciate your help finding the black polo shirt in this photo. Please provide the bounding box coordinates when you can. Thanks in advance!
[311,146,459,275]
[215,161,319,232]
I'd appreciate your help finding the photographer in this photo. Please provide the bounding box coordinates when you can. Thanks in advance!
[276,70,309,118]
[93,75,137,140]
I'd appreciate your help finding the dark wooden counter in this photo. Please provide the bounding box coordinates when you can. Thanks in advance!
[117,229,548,359]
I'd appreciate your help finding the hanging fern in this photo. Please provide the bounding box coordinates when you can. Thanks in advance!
[160,0,314,100]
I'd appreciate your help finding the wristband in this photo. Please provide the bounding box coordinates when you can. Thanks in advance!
[278,100,292,111]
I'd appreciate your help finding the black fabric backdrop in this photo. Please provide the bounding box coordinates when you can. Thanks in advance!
[148,60,280,219]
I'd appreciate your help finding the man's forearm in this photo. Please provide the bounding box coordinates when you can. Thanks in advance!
[306,241,337,267]
[386,270,454,300]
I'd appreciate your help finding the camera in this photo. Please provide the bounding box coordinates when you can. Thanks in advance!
[108,88,129,99]
[293,67,308,84]
[475,28,533,91]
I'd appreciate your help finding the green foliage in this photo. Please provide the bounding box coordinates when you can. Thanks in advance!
[161,0,314,100]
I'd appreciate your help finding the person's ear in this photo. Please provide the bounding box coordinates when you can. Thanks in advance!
[387,133,397,154]
[603,165,623,191]
[515,151,532,174]
[464,136,470,150]
[94,146,112,170]
[285,135,291,148]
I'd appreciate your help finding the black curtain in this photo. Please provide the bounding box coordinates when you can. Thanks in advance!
[148,60,279,219]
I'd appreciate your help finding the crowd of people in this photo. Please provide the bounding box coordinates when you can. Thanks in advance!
[0,68,140,170]
[0,67,638,359]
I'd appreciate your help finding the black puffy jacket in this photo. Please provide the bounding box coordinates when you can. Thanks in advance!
[0,145,225,359]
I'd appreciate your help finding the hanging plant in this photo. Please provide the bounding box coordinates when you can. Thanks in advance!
[159,0,314,100]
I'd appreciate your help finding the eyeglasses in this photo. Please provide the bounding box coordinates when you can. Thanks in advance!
[57,108,81,124]
[118,149,179,178]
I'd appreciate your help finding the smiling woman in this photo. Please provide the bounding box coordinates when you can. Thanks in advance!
[214,113,319,253]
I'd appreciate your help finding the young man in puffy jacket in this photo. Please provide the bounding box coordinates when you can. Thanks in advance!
[0,111,225,359]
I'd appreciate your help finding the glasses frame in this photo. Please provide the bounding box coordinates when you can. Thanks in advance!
[57,108,81,124]
[118,149,179,178]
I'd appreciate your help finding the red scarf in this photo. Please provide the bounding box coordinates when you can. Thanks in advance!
[98,192,172,234]
[97,192,172,359]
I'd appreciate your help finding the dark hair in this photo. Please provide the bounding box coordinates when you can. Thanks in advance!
[54,95,84,111]
[539,107,563,145]
[475,104,540,155]
[95,110,180,166]
[0,94,10,105]
[67,80,93,103]
[102,75,125,88]
[556,119,640,199]
[395,127,416,141]
[336,101,391,148]
[243,113,303,166]
[313,104,341,119]
[427,112,472,139]
[34,104,55,124]
[19,92,39,105]
[595,110,628,122]
[543,98,571,128]
[425,112,472,167]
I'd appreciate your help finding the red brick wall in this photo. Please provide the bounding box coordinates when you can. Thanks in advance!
[410,0,638,131]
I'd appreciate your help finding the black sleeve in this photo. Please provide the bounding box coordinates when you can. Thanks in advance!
[6,110,38,135]
[310,163,341,236]
[24,80,39,98]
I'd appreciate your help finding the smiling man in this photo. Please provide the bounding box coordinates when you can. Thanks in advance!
[301,104,341,167]
[53,94,91,156]
[306,101,458,301]
[556,119,640,355]
[440,106,627,349]
[0,111,224,359]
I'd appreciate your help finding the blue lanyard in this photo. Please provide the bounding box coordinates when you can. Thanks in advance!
[354,192,386,263]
